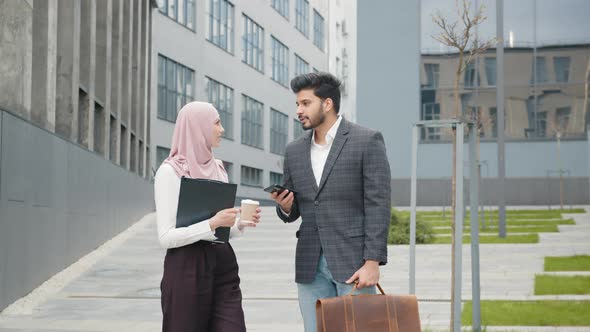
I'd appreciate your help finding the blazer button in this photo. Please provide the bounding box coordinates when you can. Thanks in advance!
[314,201,319,206]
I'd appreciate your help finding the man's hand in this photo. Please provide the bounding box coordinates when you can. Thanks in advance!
[345,260,380,289]
[270,190,294,214]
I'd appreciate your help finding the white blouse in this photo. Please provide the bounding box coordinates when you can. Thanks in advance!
[154,163,243,249]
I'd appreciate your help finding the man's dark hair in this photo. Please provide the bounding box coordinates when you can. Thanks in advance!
[290,72,341,113]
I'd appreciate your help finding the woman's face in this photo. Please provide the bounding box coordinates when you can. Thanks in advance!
[211,118,224,148]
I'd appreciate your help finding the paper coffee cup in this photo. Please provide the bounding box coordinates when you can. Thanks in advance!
[240,199,260,223]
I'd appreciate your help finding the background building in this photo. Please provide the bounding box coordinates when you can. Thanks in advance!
[357,0,590,206]
[151,0,340,203]
[0,0,155,311]
[327,0,357,122]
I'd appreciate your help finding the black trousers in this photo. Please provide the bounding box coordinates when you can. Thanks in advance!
[160,241,246,332]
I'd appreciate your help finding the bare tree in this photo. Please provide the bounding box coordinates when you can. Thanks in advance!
[431,0,497,329]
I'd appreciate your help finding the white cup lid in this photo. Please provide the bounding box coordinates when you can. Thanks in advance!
[241,199,260,205]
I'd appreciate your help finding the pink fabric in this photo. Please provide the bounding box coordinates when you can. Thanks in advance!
[162,101,228,182]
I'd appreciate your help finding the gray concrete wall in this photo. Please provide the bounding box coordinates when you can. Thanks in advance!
[391,177,589,207]
[0,110,154,311]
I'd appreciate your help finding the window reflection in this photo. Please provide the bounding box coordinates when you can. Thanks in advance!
[420,0,590,141]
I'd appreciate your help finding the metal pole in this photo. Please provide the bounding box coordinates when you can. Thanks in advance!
[557,132,564,210]
[453,123,465,332]
[496,0,507,238]
[410,125,419,295]
[469,124,482,332]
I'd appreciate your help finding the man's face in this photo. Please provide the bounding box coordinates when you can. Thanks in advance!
[295,89,326,130]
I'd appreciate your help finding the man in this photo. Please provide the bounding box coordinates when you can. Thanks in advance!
[270,72,391,331]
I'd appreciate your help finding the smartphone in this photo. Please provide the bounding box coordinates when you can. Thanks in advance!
[264,184,297,195]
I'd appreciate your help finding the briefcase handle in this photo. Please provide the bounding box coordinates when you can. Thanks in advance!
[350,281,386,295]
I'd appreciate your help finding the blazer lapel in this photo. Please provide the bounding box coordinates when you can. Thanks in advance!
[316,119,350,196]
[301,131,318,192]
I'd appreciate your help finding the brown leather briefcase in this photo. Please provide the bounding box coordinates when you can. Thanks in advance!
[316,283,421,332]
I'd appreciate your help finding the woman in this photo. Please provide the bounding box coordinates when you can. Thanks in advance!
[154,101,260,332]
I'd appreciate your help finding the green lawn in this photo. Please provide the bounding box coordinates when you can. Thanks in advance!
[462,300,590,326]
[432,225,559,235]
[545,255,590,271]
[427,218,575,227]
[432,234,539,244]
[415,208,584,218]
[535,275,590,295]
[395,208,582,245]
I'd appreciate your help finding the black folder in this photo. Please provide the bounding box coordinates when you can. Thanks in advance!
[176,177,238,242]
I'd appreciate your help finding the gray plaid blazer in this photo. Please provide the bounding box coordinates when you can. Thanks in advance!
[276,118,391,284]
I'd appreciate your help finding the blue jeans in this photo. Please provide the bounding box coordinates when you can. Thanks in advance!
[297,254,376,332]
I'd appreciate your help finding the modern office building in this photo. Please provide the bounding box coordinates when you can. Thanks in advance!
[151,0,354,203]
[0,0,156,311]
[327,0,357,122]
[357,0,590,205]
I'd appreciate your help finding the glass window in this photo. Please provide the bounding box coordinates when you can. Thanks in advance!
[464,62,480,88]
[270,171,283,185]
[207,0,234,53]
[294,54,309,76]
[222,161,233,183]
[241,165,263,187]
[271,0,289,19]
[167,0,176,20]
[241,95,264,149]
[424,63,439,88]
[186,0,195,30]
[489,107,498,138]
[156,146,171,168]
[536,111,548,137]
[206,77,234,139]
[271,36,289,87]
[295,0,309,37]
[553,57,570,83]
[270,109,288,155]
[158,0,195,30]
[421,102,441,141]
[242,15,264,72]
[313,10,325,51]
[158,54,194,123]
[484,57,496,86]
[293,118,305,139]
[532,56,548,84]
[555,107,570,134]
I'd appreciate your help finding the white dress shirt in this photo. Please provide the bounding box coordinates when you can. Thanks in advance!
[280,116,343,217]
[154,163,243,249]
[310,115,343,186]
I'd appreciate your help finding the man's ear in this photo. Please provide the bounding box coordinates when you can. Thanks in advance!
[323,98,334,113]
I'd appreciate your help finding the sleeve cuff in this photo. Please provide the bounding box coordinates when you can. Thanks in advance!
[279,207,290,217]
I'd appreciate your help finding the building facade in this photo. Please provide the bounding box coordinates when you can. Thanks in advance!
[327,0,357,122]
[357,0,590,205]
[0,0,156,311]
[151,0,335,203]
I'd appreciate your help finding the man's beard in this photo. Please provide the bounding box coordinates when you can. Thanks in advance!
[302,104,325,130]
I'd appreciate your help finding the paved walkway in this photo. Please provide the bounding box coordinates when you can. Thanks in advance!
[0,207,589,331]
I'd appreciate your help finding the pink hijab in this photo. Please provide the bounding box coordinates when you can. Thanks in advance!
[162,101,228,182]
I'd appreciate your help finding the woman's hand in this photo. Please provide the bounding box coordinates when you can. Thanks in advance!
[210,208,239,230]
[238,207,261,230]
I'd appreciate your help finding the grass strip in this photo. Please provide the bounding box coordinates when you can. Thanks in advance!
[432,234,538,244]
[545,255,590,271]
[462,300,590,326]
[535,275,590,295]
